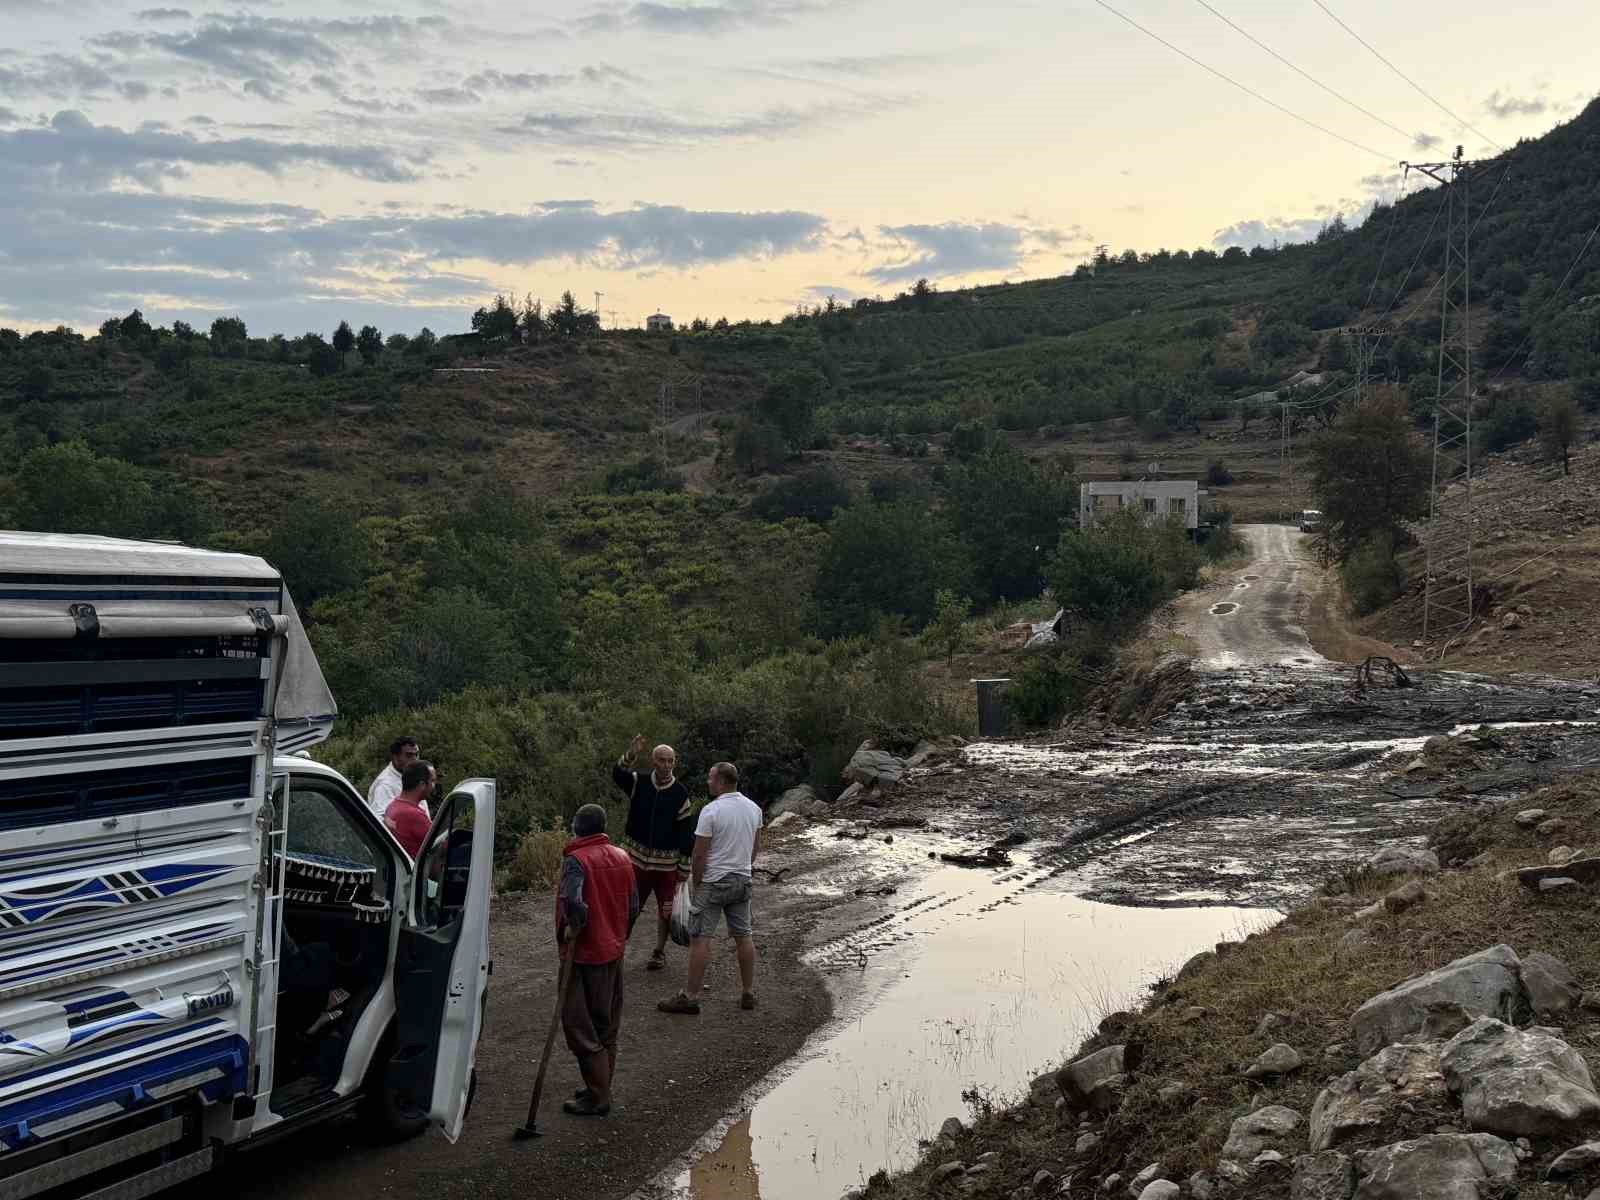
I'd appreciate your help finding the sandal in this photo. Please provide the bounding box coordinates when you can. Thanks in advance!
[657,991,701,1015]
[646,950,666,971]
[562,1096,610,1117]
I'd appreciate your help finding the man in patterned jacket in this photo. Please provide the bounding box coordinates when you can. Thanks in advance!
[612,733,693,971]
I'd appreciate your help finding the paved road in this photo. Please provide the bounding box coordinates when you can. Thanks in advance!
[1176,523,1327,669]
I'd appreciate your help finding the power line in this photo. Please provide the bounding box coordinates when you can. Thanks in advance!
[1090,0,1398,162]
[1362,167,1412,311]
[1308,0,1503,151]
[1189,0,1417,143]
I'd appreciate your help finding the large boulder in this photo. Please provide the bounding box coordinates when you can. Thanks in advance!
[1440,1016,1600,1137]
[768,785,827,820]
[1221,1105,1302,1162]
[1522,950,1582,1015]
[1349,944,1524,1056]
[1057,1044,1126,1109]
[1366,844,1441,877]
[1292,1151,1354,1200]
[1353,1133,1518,1200]
[843,745,908,788]
[1309,1042,1447,1151]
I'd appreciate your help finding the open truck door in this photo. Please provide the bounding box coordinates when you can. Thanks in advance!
[389,779,495,1143]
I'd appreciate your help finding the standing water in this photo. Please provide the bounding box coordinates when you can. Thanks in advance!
[658,857,1273,1200]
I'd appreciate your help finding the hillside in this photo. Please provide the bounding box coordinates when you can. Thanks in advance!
[2,96,1598,853]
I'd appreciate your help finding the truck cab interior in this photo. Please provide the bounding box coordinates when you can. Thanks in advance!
[267,775,394,1114]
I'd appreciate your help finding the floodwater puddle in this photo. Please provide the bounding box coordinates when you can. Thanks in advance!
[655,862,1271,1200]
[1210,602,1239,615]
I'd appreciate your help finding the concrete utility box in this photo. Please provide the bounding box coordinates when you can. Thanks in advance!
[1079,480,1203,530]
[973,678,1012,738]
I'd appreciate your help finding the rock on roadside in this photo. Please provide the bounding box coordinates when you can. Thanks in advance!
[1292,1151,1354,1200]
[1353,1133,1518,1200]
[1366,844,1441,877]
[843,745,907,788]
[1349,944,1524,1056]
[1058,1044,1127,1110]
[1440,1016,1600,1137]
[1309,1042,1447,1152]
[1522,950,1582,1015]
[1221,1105,1302,1162]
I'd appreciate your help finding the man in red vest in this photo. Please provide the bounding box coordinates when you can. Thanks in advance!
[556,803,641,1117]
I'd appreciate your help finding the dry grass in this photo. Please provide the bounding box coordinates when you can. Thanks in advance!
[865,773,1600,1199]
[504,827,567,892]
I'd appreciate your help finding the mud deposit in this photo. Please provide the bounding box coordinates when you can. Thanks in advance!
[650,857,1268,1200]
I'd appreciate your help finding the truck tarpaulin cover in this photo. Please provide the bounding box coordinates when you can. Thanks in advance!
[0,530,337,749]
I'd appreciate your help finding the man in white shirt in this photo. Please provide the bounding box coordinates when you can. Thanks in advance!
[367,736,429,820]
[658,761,763,1015]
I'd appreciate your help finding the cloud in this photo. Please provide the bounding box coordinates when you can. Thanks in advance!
[1212,201,1377,251]
[1412,131,1442,150]
[0,184,828,331]
[0,55,123,101]
[801,283,859,304]
[3,109,426,187]
[576,0,842,36]
[417,65,637,108]
[1483,88,1548,119]
[502,98,895,151]
[136,7,192,19]
[866,222,1026,284]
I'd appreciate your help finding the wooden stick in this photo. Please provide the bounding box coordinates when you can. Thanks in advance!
[513,942,577,1139]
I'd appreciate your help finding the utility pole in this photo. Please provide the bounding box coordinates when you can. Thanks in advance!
[1409,147,1485,641]
[1279,400,1291,521]
[657,381,674,458]
[593,291,603,326]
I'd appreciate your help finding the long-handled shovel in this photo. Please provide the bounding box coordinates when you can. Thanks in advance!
[513,937,577,1140]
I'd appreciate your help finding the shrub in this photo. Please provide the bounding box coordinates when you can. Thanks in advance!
[1205,459,1233,486]
[1006,650,1089,728]
[603,455,683,495]
[751,465,851,523]
[1342,532,1405,615]
[1046,511,1200,633]
[505,827,567,892]
[1480,394,1537,453]
[812,500,974,637]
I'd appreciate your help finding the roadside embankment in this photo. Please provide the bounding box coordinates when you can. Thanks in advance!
[859,771,1600,1199]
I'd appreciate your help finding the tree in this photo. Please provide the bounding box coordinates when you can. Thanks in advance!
[304,333,341,378]
[751,466,851,523]
[471,294,519,341]
[947,443,1074,605]
[1305,392,1431,559]
[20,364,52,403]
[602,456,683,495]
[1046,511,1198,633]
[385,332,411,354]
[519,294,543,343]
[922,589,970,666]
[260,496,372,607]
[758,368,825,451]
[1540,391,1580,476]
[409,328,437,355]
[812,500,973,637]
[9,441,211,541]
[209,316,247,358]
[331,320,355,363]
[356,324,383,366]
[119,309,151,343]
[730,422,787,474]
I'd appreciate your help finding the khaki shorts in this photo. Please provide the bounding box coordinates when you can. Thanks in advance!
[689,875,753,938]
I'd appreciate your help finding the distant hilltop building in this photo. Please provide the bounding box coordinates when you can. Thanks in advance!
[646,312,673,332]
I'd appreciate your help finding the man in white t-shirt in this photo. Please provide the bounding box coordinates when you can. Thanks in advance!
[367,735,429,821]
[658,761,763,1015]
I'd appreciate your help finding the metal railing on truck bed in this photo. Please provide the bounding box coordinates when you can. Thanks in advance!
[0,533,334,1200]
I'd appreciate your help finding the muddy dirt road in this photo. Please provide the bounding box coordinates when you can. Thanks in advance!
[1175,523,1326,668]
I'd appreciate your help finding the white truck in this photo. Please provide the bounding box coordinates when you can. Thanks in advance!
[0,532,496,1200]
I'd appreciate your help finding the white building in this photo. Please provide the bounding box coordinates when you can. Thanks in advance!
[646,312,673,332]
[1079,480,1203,530]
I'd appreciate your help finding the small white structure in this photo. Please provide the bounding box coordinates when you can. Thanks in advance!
[1079,480,1203,530]
[646,311,673,332]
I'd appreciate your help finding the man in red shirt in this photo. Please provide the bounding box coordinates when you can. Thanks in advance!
[556,803,640,1117]
[383,761,434,859]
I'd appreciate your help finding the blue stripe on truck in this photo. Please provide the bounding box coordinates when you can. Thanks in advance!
[0,1026,247,1149]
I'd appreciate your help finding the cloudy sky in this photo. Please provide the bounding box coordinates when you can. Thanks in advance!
[1,0,1593,335]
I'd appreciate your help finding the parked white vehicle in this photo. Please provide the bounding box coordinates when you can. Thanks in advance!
[0,532,495,1200]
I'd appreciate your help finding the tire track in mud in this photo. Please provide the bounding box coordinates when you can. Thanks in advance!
[803,705,1600,972]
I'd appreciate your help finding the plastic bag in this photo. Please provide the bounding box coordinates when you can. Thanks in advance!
[669,884,693,947]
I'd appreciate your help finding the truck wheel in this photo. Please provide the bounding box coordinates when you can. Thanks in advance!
[360,1031,428,1141]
